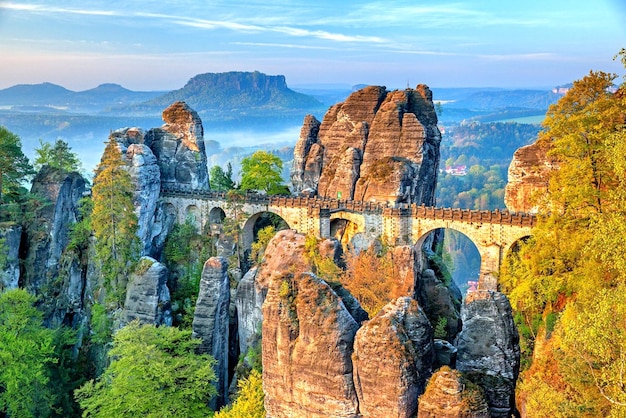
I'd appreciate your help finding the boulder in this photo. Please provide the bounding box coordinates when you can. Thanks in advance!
[456,290,520,418]
[145,101,210,192]
[292,85,441,204]
[192,257,231,408]
[122,257,172,326]
[418,366,490,418]
[0,224,21,291]
[504,140,558,214]
[352,297,435,418]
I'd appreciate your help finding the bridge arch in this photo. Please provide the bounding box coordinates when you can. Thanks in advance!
[329,211,367,250]
[242,211,291,251]
[415,227,481,294]
[185,204,201,230]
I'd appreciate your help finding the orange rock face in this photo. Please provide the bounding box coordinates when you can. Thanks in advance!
[292,85,441,204]
[418,367,490,418]
[504,140,558,213]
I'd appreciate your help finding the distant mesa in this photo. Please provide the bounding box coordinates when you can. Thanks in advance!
[130,70,325,115]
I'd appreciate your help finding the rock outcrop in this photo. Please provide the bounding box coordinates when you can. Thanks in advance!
[192,257,231,408]
[291,85,441,204]
[0,224,21,290]
[122,256,171,326]
[145,101,210,192]
[259,230,365,418]
[416,269,462,341]
[108,102,211,257]
[235,266,265,355]
[108,129,164,256]
[263,271,361,418]
[352,297,434,417]
[24,166,86,293]
[418,366,490,418]
[456,290,520,418]
[19,166,87,326]
[504,140,557,213]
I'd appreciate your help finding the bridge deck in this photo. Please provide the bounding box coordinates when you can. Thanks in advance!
[160,187,536,228]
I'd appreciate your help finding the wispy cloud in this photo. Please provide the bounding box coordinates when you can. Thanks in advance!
[479,52,561,61]
[2,2,388,45]
[232,42,337,51]
[0,2,118,16]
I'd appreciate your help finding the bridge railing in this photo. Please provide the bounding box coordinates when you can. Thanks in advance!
[160,186,536,228]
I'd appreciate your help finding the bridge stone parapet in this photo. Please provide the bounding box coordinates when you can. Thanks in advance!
[159,187,534,289]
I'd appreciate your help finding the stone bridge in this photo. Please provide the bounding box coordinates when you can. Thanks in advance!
[160,188,535,288]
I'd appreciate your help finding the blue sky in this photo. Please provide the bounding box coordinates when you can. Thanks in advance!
[0,0,624,91]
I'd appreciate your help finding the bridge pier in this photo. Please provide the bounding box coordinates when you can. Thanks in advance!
[319,209,331,239]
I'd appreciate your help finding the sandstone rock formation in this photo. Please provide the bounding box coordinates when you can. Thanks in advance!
[0,224,21,290]
[235,266,265,355]
[258,230,366,418]
[192,257,231,408]
[418,366,490,418]
[456,290,520,418]
[24,166,86,294]
[504,140,558,213]
[108,102,211,257]
[108,130,165,256]
[416,269,462,341]
[145,101,210,191]
[18,166,87,326]
[122,256,171,326]
[291,85,441,204]
[263,271,361,418]
[352,297,435,418]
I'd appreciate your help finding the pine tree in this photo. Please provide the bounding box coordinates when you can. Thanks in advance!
[91,140,139,303]
[0,126,33,203]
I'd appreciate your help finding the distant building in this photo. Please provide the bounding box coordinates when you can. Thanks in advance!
[444,165,467,176]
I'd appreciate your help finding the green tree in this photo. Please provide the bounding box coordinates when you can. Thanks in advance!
[0,126,34,203]
[239,151,286,194]
[34,139,81,173]
[0,289,57,417]
[75,321,217,417]
[500,60,626,416]
[214,369,265,418]
[249,225,276,265]
[210,163,235,191]
[164,218,214,328]
[91,140,139,303]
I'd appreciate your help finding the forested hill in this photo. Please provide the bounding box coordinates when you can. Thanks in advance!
[119,71,325,116]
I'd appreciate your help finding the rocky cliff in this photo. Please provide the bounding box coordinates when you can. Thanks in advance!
[291,85,441,204]
[108,101,210,257]
[192,257,231,408]
[21,166,86,325]
[0,224,21,290]
[456,290,520,418]
[352,297,434,417]
[121,256,171,326]
[504,140,557,213]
